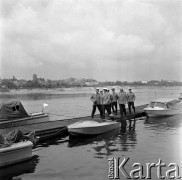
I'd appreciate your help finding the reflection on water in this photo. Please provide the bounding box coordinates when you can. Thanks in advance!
[144,114,182,129]
[68,124,137,158]
[37,137,69,148]
[0,155,39,180]
[68,129,120,148]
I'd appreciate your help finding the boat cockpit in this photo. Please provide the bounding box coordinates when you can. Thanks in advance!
[147,101,169,109]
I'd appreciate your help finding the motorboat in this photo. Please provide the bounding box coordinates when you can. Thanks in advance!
[144,98,182,117]
[67,120,121,136]
[0,100,50,129]
[68,128,120,147]
[0,141,33,167]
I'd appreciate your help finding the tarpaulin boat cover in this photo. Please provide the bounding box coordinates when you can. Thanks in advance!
[167,99,182,112]
[0,129,23,148]
[0,100,29,121]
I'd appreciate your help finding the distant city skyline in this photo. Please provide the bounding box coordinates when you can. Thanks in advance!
[1,74,182,90]
[0,74,181,83]
[0,0,181,81]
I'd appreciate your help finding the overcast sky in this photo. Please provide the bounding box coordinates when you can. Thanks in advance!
[0,0,181,81]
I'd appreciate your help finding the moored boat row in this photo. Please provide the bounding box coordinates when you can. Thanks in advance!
[0,95,182,168]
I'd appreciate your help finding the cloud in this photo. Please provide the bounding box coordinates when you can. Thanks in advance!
[0,0,181,80]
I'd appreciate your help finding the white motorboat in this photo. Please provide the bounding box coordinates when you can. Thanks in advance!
[67,120,121,136]
[0,141,33,167]
[144,98,182,117]
[0,100,50,128]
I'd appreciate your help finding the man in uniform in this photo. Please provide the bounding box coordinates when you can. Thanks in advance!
[118,88,127,117]
[127,88,136,114]
[99,90,104,118]
[90,88,102,119]
[110,87,118,114]
[103,88,111,118]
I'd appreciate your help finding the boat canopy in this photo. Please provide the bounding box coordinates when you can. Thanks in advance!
[151,98,176,103]
[167,99,182,111]
[151,98,182,111]
[0,100,29,121]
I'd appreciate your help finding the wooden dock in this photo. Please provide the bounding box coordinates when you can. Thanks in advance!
[0,104,147,141]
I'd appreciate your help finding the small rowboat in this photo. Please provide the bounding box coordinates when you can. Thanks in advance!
[67,120,121,136]
[0,141,33,167]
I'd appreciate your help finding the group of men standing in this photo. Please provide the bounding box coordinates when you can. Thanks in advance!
[90,87,136,119]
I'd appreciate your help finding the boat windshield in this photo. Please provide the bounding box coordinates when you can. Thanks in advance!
[155,102,166,108]
[148,101,168,108]
[149,102,155,108]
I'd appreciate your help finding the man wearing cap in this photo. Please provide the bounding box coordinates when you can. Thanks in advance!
[111,88,118,114]
[118,88,127,117]
[102,88,111,118]
[90,88,102,119]
[127,88,136,114]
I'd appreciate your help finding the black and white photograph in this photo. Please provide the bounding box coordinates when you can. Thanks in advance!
[0,0,182,179]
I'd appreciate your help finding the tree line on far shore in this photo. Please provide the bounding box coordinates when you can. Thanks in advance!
[0,78,182,90]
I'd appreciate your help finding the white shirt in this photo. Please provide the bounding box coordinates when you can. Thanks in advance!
[118,91,127,104]
[127,92,136,102]
[103,92,111,105]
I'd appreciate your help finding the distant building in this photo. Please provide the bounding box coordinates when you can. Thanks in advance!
[141,81,148,84]
[33,74,38,82]
[13,76,17,80]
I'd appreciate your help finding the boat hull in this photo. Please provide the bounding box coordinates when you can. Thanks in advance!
[67,120,121,136]
[0,113,50,129]
[144,108,178,117]
[0,141,33,167]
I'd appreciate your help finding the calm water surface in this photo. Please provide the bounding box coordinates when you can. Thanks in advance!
[0,86,182,180]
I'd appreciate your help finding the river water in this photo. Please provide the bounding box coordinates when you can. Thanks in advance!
[0,86,182,180]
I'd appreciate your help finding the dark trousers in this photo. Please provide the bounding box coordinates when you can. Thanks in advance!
[103,104,111,118]
[101,105,105,118]
[91,104,102,118]
[128,101,135,114]
[111,101,118,114]
[119,104,126,117]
